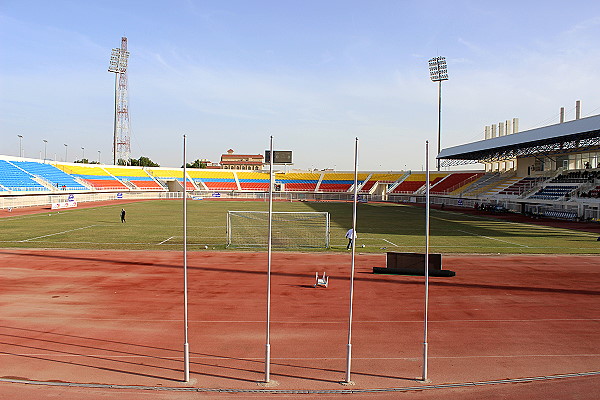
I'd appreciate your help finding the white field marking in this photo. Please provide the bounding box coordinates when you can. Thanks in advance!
[158,236,175,245]
[1,239,597,251]
[436,213,599,237]
[382,238,399,247]
[457,229,529,247]
[19,225,97,242]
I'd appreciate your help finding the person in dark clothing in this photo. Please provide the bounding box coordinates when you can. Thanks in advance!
[120,208,126,223]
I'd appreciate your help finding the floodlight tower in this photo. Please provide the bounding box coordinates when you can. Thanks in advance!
[108,37,131,165]
[428,56,449,171]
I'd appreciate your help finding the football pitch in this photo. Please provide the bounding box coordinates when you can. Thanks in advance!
[0,199,599,254]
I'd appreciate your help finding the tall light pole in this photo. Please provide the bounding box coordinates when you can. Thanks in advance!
[17,135,23,158]
[64,144,68,162]
[43,139,48,162]
[108,37,131,165]
[98,150,101,164]
[81,147,85,161]
[428,56,449,171]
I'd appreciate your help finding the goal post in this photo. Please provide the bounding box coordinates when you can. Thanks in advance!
[226,211,330,248]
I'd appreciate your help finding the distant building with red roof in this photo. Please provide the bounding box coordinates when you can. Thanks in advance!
[220,149,264,170]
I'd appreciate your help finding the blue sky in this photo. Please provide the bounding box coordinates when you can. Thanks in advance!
[1,0,600,170]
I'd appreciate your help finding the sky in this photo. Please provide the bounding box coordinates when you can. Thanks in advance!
[1,0,600,170]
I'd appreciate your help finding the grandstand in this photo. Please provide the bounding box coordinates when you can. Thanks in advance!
[1,113,599,221]
[103,166,163,190]
[359,173,404,194]
[275,171,320,191]
[236,171,269,190]
[13,161,88,191]
[0,160,47,191]
[56,163,127,190]
[318,172,369,192]
[187,169,238,190]
[148,168,196,190]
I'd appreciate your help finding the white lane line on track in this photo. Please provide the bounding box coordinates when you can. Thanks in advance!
[382,238,399,247]
[457,229,529,247]
[1,354,598,360]
[20,225,96,242]
[158,236,175,245]
[3,318,598,323]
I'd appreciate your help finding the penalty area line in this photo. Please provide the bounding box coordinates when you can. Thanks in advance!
[382,238,399,247]
[158,236,175,245]
[20,225,97,242]
[457,229,529,247]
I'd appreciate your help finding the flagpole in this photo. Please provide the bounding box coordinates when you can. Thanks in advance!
[422,140,430,382]
[265,135,274,383]
[344,137,359,384]
[183,134,190,382]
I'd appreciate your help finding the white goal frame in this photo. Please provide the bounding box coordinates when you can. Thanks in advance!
[226,211,330,248]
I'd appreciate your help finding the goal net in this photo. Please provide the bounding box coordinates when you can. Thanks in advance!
[226,211,330,248]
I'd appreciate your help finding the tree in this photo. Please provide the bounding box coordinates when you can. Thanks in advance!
[123,156,160,167]
[74,158,89,164]
[182,159,207,169]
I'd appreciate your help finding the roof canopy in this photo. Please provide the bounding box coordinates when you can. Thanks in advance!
[438,114,600,166]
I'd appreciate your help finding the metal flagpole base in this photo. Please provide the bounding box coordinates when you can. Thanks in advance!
[342,343,354,385]
[264,343,271,383]
[421,341,428,382]
[183,342,190,382]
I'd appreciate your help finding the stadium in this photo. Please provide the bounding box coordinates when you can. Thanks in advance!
[1,107,600,400]
[2,4,600,397]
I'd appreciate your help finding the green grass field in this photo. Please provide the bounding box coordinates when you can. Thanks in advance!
[1,199,599,254]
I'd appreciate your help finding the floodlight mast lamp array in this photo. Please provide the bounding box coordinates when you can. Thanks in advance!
[428,56,449,171]
[108,37,131,165]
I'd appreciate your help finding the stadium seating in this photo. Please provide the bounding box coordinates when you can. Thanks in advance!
[318,172,368,192]
[148,169,196,190]
[585,186,600,198]
[0,160,47,191]
[430,172,483,194]
[497,177,542,196]
[58,164,127,190]
[103,167,164,190]
[528,185,578,200]
[551,170,598,184]
[359,173,403,193]
[543,210,578,220]
[391,173,447,194]
[459,172,505,196]
[14,161,87,190]
[276,172,321,191]
[186,169,238,190]
[236,171,269,190]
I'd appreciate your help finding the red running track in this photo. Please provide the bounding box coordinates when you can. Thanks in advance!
[0,249,599,398]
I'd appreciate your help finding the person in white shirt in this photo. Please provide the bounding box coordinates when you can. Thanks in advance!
[345,228,357,250]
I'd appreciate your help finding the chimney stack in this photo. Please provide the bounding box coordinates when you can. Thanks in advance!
[560,107,565,123]
[576,100,581,120]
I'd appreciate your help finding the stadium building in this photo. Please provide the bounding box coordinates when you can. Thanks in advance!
[1,112,599,221]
